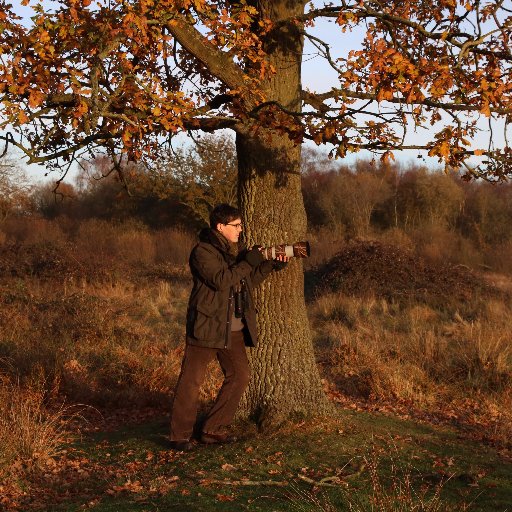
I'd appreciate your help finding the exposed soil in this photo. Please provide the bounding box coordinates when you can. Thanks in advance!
[310,239,501,303]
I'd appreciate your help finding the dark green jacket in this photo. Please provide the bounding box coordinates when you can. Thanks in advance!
[186,228,273,349]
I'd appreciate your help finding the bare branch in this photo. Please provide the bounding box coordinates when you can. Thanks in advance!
[302,89,512,116]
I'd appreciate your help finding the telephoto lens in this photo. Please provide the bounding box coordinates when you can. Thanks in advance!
[259,241,310,260]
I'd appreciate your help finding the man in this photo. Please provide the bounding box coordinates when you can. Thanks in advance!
[169,203,287,451]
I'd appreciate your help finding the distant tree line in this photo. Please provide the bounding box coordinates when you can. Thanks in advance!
[301,147,512,250]
[30,134,237,231]
[2,135,512,272]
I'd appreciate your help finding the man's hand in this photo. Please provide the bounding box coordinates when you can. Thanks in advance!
[273,254,289,271]
[245,246,264,267]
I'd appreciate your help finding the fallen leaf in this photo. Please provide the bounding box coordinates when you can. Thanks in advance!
[216,494,235,501]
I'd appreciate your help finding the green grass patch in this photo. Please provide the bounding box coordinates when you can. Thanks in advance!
[22,407,512,512]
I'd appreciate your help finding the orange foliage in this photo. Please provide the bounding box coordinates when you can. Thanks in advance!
[0,1,510,178]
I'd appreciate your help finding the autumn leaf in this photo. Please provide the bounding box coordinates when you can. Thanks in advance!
[216,494,235,502]
[18,111,29,124]
[28,90,45,108]
[74,100,89,118]
[480,103,491,117]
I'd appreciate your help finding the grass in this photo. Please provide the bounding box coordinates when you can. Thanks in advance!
[1,226,512,510]
[310,290,512,448]
[0,374,83,487]
[10,409,512,511]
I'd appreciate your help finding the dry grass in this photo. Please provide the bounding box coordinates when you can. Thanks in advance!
[311,289,512,445]
[0,270,191,407]
[0,375,79,472]
[1,219,511,455]
[355,443,454,512]
[285,441,457,511]
[482,273,512,294]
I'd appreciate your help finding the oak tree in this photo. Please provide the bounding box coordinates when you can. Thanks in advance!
[1,0,511,426]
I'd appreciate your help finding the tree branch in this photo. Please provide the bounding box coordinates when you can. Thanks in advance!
[165,15,255,108]
[302,89,512,116]
[300,3,512,62]
[0,132,117,164]
[182,116,239,132]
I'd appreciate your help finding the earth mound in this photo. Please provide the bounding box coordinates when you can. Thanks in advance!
[313,240,496,303]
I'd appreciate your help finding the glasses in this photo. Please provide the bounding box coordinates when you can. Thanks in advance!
[226,222,243,229]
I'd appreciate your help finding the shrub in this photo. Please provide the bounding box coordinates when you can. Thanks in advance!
[411,225,482,268]
[0,217,67,245]
[116,229,157,266]
[154,228,195,266]
[484,240,512,274]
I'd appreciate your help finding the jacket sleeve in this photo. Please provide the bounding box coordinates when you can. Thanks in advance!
[250,260,274,287]
[190,244,253,291]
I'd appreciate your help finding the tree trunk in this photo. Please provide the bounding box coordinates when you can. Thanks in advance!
[236,0,333,429]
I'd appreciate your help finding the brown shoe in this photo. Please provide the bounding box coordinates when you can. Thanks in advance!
[169,440,194,452]
[200,432,238,445]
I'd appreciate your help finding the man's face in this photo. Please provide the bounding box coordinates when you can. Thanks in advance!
[217,217,243,243]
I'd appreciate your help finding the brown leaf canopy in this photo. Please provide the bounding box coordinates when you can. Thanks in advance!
[0,0,511,179]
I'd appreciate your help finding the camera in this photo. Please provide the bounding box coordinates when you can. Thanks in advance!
[259,241,310,260]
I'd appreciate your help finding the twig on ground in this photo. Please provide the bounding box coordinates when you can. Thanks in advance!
[201,478,289,487]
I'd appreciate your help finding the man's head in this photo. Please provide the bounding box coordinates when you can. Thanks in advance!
[210,203,243,243]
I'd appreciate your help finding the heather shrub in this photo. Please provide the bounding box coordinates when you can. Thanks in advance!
[116,228,157,266]
[154,227,195,265]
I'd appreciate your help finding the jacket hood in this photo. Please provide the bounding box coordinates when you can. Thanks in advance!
[198,227,227,249]
[198,228,245,256]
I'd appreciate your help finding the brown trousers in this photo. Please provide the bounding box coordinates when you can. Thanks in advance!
[170,331,250,441]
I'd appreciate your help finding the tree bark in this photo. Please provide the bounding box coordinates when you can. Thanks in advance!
[236,0,333,429]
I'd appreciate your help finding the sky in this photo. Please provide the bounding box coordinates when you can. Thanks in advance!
[7,1,505,183]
